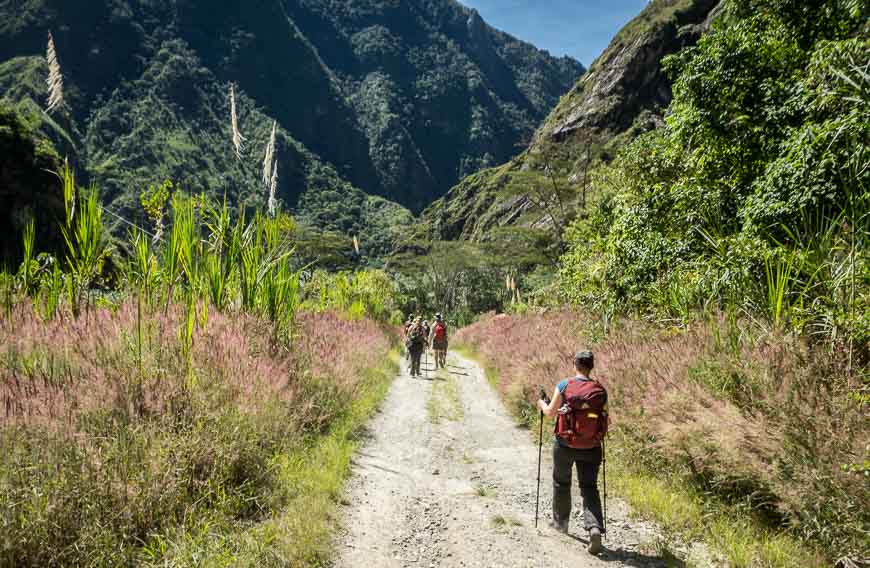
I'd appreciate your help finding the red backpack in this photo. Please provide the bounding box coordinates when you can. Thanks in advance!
[555,378,609,449]
[433,321,447,342]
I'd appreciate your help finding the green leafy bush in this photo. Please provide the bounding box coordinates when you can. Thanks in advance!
[560,0,870,353]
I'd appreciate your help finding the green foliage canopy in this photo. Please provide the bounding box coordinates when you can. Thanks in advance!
[561,0,870,342]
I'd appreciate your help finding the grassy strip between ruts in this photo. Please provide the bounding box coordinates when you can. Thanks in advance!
[151,351,402,567]
[453,344,825,568]
[427,366,464,424]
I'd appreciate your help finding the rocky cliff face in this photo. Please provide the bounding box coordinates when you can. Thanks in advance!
[0,0,582,248]
[422,0,723,243]
[544,0,721,142]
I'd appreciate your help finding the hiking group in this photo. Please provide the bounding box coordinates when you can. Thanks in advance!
[403,312,449,377]
[401,315,610,557]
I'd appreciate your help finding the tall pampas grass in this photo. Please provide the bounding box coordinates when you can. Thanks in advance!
[268,161,278,217]
[263,121,279,216]
[46,31,64,114]
[262,121,277,187]
[229,83,245,160]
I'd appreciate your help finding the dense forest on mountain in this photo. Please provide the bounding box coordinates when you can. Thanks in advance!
[415,0,869,329]
[0,0,582,262]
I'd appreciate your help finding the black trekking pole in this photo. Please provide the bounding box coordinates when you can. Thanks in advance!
[535,387,548,528]
[602,438,607,539]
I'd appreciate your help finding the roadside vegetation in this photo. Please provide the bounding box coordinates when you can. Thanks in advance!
[451,3,868,565]
[0,166,402,565]
[455,311,864,566]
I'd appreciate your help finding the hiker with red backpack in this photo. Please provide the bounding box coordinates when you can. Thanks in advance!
[430,313,448,369]
[537,350,608,555]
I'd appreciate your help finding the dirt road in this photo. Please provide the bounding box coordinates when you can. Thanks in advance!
[335,352,694,568]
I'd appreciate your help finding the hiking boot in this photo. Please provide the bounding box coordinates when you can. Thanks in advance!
[587,527,602,555]
[547,519,568,534]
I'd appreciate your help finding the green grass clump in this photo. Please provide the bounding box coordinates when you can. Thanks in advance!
[427,369,464,424]
[474,484,496,498]
[612,459,826,568]
[490,515,522,529]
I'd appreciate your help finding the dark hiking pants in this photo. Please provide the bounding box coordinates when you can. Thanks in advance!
[410,348,423,376]
[552,441,603,532]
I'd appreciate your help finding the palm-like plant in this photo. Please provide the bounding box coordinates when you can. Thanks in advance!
[61,185,110,317]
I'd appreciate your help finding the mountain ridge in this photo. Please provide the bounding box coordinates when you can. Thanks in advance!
[0,0,583,256]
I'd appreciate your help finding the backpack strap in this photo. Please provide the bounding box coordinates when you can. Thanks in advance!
[557,377,573,404]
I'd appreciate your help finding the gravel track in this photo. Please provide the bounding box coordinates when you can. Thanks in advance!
[334,352,706,568]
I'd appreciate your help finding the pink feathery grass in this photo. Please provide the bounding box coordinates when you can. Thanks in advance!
[455,309,868,549]
[0,302,392,432]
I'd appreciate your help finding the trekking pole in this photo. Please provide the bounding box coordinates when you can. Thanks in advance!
[535,408,543,528]
[602,438,607,539]
[535,387,548,528]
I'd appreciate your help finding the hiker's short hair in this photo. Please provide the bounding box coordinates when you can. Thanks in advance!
[574,350,594,370]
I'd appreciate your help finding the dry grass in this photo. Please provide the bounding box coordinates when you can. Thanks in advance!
[262,120,278,215]
[455,311,868,565]
[268,160,279,216]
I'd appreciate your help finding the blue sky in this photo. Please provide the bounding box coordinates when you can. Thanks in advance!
[458,0,649,66]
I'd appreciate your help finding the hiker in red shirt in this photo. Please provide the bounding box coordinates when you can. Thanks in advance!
[429,313,448,369]
[537,350,608,555]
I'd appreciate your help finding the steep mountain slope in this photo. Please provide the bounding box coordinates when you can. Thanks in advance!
[421,0,721,244]
[0,0,582,252]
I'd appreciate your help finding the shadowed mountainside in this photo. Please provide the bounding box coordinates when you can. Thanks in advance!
[0,0,583,253]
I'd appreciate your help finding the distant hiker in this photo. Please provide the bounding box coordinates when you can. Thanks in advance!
[403,316,413,360]
[537,350,609,555]
[430,313,448,369]
[406,317,427,377]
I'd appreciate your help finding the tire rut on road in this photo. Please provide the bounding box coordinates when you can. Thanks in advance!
[334,352,709,568]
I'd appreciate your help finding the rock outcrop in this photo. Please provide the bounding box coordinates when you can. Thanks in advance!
[545,0,722,141]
